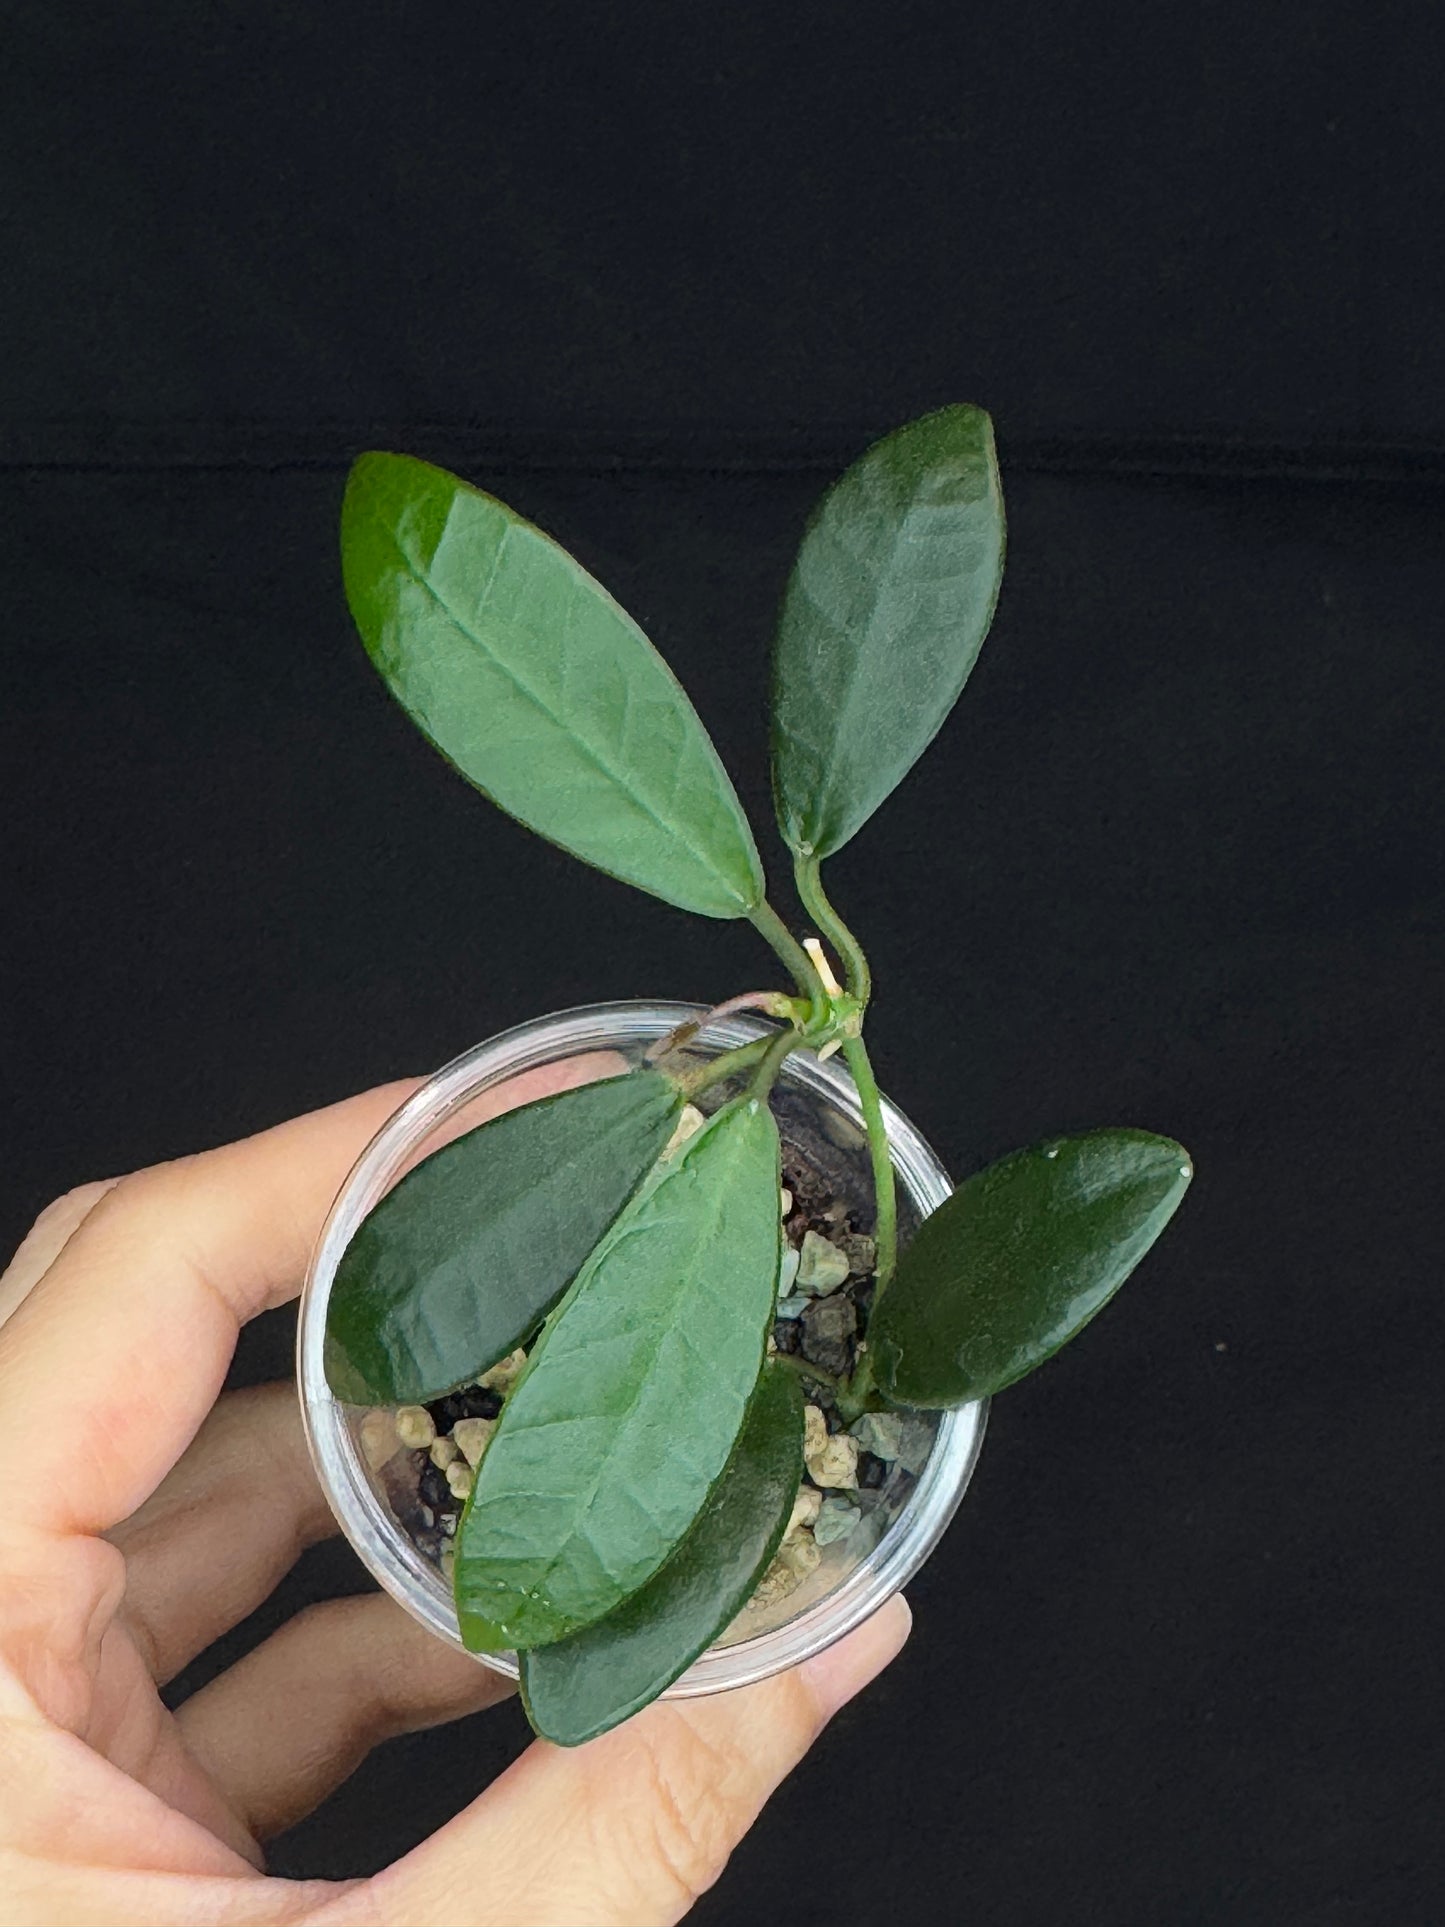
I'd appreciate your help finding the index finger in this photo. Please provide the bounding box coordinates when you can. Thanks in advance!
[0,1054,624,1536]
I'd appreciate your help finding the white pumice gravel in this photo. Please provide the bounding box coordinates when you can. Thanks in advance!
[445,1460,474,1500]
[806,1430,860,1490]
[663,1103,707,1159]
[782,1534,822,1582]
[479,1348,528,1394]
[749,1529,823,1609]
[428,1435,461,1471]
[747,1560,794,1610]
[394,1404,436,1450]
[452,1416,496,1467]
[359,1408,400,1470]
[786,1485,823,1536]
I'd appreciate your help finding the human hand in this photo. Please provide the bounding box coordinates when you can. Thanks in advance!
[0,1059,910,1927]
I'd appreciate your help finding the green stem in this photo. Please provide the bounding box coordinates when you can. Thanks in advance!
[794,854,872,1009]
[769,1349,840,1394]
[748,1025,802,1102]
[842,1035,897,1296]
[676,1035,778,1098]
[748,899,828,1016]
[836,1351,879,1423]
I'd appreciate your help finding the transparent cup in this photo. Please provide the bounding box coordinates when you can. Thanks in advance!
[297,1001,987,1697]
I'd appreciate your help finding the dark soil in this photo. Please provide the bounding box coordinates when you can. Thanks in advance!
[426,1384,502,1428]
[776,1124,880,1426]
[389,1450,462,1561]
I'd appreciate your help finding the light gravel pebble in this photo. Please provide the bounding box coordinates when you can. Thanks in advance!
[813,1495,861,1546]
[394,1405,436,1450]
[806,1430,860,1490]
[478,1349,528,1395]
[787,1486,823,1536]
[664,1104,707,1159]
[850,1411,905,1461]
[359,1408,400,1470]
[452,1416,497,1467]
[796,1229,851,1296]
[750,1530,823,1609]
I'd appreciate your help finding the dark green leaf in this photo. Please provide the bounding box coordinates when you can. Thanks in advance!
[518,1360,803,1744]
[872,1129,1192,1408]
[342,452,765,918]
[324,1070,681,1406]
[771,405,1006,858]
[455,1095,783,1652]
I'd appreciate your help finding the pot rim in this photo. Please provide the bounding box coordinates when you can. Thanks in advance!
[297,999,987,1698]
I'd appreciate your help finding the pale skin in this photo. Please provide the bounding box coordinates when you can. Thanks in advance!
[0,1054,909,1927]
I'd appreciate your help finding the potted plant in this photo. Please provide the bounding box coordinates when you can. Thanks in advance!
[298,405,1192,1746]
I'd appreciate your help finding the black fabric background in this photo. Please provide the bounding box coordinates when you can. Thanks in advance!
[3,6,1442,1923]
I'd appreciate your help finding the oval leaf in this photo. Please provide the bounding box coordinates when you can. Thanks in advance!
[455,1094,783,1652]
[519,1359,803,1745]
[342,452,765,918]
[324,1070,681,1406]
[771,405,1006,858]
[872,1129,1192,1408]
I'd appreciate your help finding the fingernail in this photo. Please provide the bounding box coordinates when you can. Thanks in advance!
[801,1592,912,1721]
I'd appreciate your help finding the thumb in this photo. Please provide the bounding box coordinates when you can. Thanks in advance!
[364,1595,911,1927]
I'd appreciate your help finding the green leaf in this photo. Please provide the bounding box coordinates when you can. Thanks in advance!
[871,1129,1192,1408]
[324,1070,681,1406]
[518,1360,803,1745]
[342,452,765,919]
[771,405,1006,858]
[455,1094,783,1652]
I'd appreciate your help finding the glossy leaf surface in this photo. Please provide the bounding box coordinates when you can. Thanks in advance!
[455,1095,782,1652]
[872,1129,1192,1408]
[519,1360,803,1744]
[342,453,764,918]
[324,1070,681,1406]
[771,405,1006,857]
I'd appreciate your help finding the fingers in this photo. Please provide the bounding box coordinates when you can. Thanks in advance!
[0,1180,115,1329]
[370,1595,912,1927]
[0,1052,627,1537]
[177,1592,515,1841]
[109,1383,335,1684]
[0,1079,416,1538]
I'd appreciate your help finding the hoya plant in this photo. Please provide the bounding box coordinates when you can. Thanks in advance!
[324,405,1192,1745]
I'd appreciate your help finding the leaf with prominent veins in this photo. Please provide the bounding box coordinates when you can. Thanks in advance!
[324,1070,682,1406]
[519,1359,804,1744]
[771,405,1005,858]
[342,452,765,917]
[454,1094,783,1652]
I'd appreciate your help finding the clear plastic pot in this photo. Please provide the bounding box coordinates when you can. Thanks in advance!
[297,1001,987,1698]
